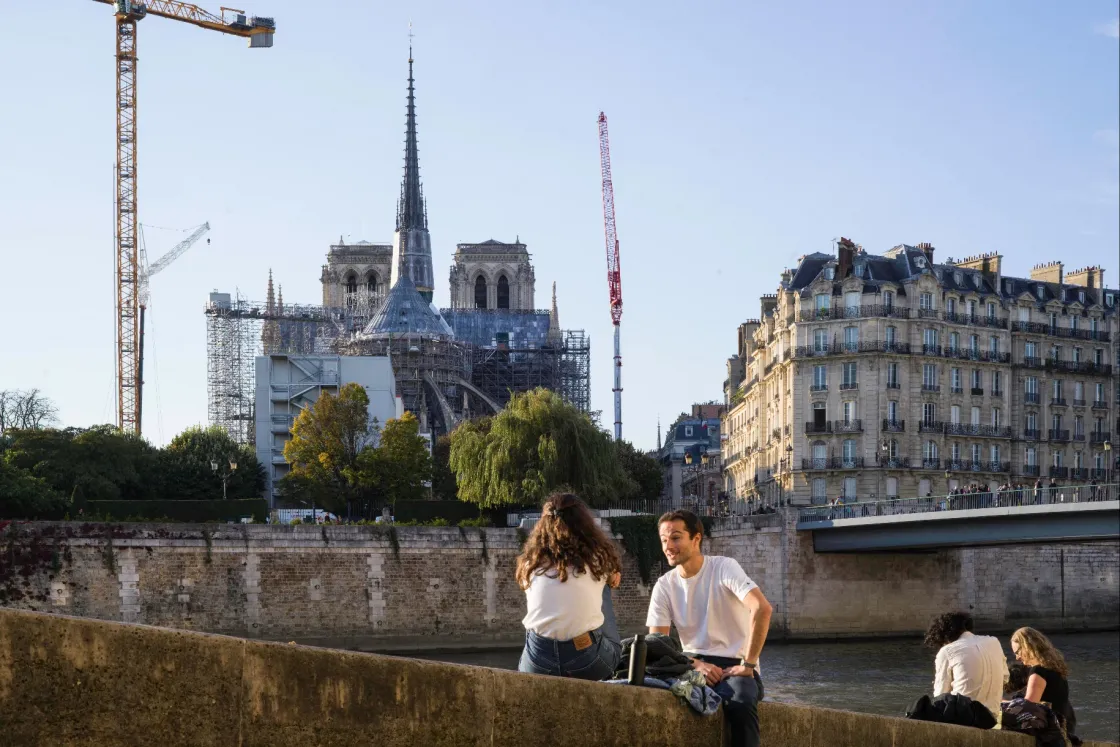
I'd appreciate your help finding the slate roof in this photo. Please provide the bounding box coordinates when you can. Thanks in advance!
[362,275,453,337]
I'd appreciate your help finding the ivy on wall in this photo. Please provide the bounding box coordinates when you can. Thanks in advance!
[608,516,661,584]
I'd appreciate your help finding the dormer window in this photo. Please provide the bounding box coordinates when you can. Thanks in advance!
[1079,291,1085,304]
[973,274,982,289]
[854,264,864,278]
[954,272,963,285]
[824,267,835,280]
[1036,285,1045,299]
[1107,294,1115,307]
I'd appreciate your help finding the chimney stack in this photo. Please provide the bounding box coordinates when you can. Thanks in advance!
[916,242,935,264]
[1066,266,1104,289]
[837,237,856,279]
[1029,262,1063,286]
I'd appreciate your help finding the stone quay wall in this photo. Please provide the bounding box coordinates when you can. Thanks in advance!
[2,608,1116,747]
[0,517,1116,648]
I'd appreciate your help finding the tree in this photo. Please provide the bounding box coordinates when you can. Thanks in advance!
[615,440,664,501]
[449,388,634,508]
[163,425,264,500]
[281,383,377,514]
[0,460,68,519]
[353,412,432,504]
[0,389,59,435]
[431,434,457,501]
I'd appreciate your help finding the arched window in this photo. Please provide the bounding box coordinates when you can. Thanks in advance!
[345,272,358,294]
[497,274,510,309]
[366,272,378,295]
[474,275,488,309]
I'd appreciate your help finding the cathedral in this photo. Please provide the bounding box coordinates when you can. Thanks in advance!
[271,50,589,435]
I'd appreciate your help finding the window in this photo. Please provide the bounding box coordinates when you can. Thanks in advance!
[920,292,934,310]
[842,401,856,423]
[842,362,857,386]
[883,291,894,308]
[496,275,510,309]
[1026,447,1036,467]
[474,275,488,309]
[971,443,981,462]
[923,363,938,387]
[886,476,898,498]
[812,478,827,503]
[949,332,960,352]
[971,369,982,390]
[970,406,980,426]
[1052,450,1063,468]
[813,365,827,388]
[1074,416,1084,438]
[886,325,897,344]
[684,426,693,437]
[812,402,827,428]
[992,408,1001,427]
[990,444,1000,463]
[1095,348,1104,366]
[1025,376,1038,395]
[951,367,962,390]
[1049,312,1059,330]
[1073,347,1082,363]
[815,293,831,311]
[1019,307,1030,323]
[843,476,857,499]
[1051,345,1061,361]
[1051,413,1062,431]
[924,328,939,347]
[1096,382,1105,403]
[947,298,957,315]
[969,334,979,352]
[888,401,899,421]
[1074,381,1084,401]
[345,272,358,294]
[987,302,996,319]
[924,440,939,460]
[1071,316,1079,331]
[814,328,827,352]
[843,326,859,349]
[1095,452,1105,470]
[886,362,899,387]
[1074,451,1083,468]
[842,439,857,461]
[1091,318,1100,334]
[951,442,961,461]
[954,272,963,286]
[990,336,999,354]
[844,292,861,313]
[923,403,937,424]
[1095,416,1105,435]
[950,405,961,424]
[967,300,978,318]
[1026,413,1037,431]
[992,371,1002,394]
[1036,285,1045,300]
[1025,341,1036,358]
[1053,379,1062,398]
[366,272,379,295]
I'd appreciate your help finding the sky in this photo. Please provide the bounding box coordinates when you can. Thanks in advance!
[1,0,1117,452]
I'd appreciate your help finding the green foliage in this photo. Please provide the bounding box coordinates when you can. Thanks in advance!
[449,388,634,508]
[164,425,264,500]
[457,516,493,528]
[430,434,457,501]
[615,440,664,501]
[352,412,432,504]
[83,499,268,523]
[0,459,69,519]
[609,515,662,585]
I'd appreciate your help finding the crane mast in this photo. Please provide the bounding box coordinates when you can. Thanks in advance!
[92,0,275,434]
[598,112,623,441]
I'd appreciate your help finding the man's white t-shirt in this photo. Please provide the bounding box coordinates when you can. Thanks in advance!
[645,555,758,659]
[933,631,1010,718]
[522,567,605,641]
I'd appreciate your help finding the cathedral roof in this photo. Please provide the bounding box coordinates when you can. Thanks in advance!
[454,239,528,255]
[362,274,452,337]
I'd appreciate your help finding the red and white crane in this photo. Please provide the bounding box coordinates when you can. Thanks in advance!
[598,112,623,441]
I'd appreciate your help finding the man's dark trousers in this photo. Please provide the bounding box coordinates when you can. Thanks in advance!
[691,654,764,747]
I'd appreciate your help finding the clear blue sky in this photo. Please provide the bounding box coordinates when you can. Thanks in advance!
[1,1,1117,451]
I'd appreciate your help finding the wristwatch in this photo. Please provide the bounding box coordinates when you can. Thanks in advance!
[741,660,757,668]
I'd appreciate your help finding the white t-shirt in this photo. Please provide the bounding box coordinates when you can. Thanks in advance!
[521,567,605,641]
[646,555,758,660]
[933,631,1010,718]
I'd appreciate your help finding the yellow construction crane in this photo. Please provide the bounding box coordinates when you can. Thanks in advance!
[89,0,275,434]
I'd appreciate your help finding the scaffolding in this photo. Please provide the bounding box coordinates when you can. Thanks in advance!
[204,293,591,442]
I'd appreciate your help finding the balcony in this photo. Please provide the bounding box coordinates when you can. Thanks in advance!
[1073,398,1087,407]
[946,460,1011,473]
[805,421,832,434]
[919,458,942,469]
[1090,468,1112,480]
[1050,398,1067,408]
[1024,392,1041,405]
[1021,464,1041,477]
[810,384,828,393]
[1092,400,1109,410]
[1046,359,1114,376]
[1048,429,1071,442]
[1091,432,1112,444]
[1048,466,1069,478]
[917,308,939,319]
[881,419,905,433]
[878,456,911,469]
[992,389,1004,397]
[949,348,1012,364]
[1021,356,1043,368]
[944,423,1013,438]
[795,341,912,358]
[886,381,901,389]
[921,384,941,393]
[944,312,1005,328]
[919,420,945,433]
[839,382,859,391]
[1023,429,1041,440]
[1070,468,1089,481]
[802,457,864,470]
[922,344,942,356]
[1014,321,1111,341]
[951,386,964,394]
[834,419,863,433]
[971,387,984,396]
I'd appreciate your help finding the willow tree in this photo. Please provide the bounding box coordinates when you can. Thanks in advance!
[449,388,634,508]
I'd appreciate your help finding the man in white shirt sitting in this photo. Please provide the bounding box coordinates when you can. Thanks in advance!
[647,510,772,747]
[924,611,1009,719]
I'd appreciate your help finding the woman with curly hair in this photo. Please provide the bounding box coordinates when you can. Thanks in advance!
[1011,627,1079,742]
[516,493,622,680]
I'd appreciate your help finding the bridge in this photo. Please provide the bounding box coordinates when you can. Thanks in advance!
[797,483,1120,552]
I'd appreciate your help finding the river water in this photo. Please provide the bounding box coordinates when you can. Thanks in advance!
[406,632,1119,742]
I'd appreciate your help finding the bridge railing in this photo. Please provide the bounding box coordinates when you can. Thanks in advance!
[798,482,1119,523]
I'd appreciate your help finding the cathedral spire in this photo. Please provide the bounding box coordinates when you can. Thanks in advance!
[657,416,662,451]
[266,269,275,313]
[548,281,560,344]
[396,46,427,232]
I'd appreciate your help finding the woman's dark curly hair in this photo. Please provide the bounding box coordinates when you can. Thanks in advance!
[515,493,621,590]
[924,611,974,649]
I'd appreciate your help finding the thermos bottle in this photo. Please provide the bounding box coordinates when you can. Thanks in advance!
[627,633,647,685]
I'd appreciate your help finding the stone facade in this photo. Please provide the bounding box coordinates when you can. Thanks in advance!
[319,239,392,320]
[448,240,536,311]
[723,243,1119,506]
[2,520,1116,644]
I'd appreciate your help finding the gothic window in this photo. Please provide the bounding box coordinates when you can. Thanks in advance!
[366,272,378,295]
[497,274,510,309]
[345,272,358,295]
[474,275,488,309]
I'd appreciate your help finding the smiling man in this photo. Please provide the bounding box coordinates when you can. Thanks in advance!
[647,510,772,747]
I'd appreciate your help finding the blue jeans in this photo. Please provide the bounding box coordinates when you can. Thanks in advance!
[691,654,764,747]
[518,584,621,680]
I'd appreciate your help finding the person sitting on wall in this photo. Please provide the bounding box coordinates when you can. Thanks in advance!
[924,611,1009,721]
[647,509,773,747]
[515,493,622,680]
[1011,627,1081,745]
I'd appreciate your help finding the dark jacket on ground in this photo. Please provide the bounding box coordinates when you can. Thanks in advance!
[612,634,692,680]
[905,693,996,729]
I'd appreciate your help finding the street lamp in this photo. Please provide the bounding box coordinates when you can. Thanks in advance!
[211,458,238,501]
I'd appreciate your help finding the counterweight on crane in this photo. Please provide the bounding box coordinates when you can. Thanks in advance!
[89,0,275,434]
[598,112,623,441]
